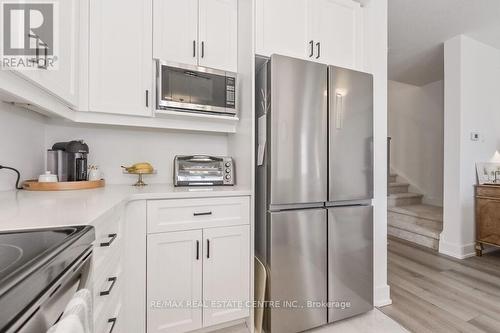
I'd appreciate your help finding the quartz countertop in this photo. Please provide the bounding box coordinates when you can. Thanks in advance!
[0,184,252,231]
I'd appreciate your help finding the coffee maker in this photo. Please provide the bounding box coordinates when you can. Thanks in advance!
[47,140,89,181]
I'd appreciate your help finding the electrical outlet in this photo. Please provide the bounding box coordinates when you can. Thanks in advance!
[471,131,480,141]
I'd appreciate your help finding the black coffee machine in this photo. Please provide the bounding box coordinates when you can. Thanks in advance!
[47,140,89,181]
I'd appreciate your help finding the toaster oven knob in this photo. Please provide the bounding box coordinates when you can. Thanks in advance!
[225,162,231,167]
[225,168,231,173]
[225,175,231,180]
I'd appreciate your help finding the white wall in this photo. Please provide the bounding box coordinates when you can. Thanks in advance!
[0,103,46,191]
[388,80,444,206]
[364,0,390,307]
[44,121,228,185]
[442,35,500,258]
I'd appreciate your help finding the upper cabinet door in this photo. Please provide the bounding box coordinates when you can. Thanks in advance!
[203,225,250,327]
[10,0,80,108]
[198,0,238,72]
[153,0,198,65]
[89,0,153,116]
[256,0,308,59]
[309,0,363,68]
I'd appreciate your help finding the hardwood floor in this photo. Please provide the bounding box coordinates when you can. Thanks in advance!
[381,237,500,333]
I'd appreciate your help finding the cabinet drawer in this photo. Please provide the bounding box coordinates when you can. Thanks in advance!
[147,196,250,233]
[476,186,500,199]
[96,291,122,333]
[94,265,122,328]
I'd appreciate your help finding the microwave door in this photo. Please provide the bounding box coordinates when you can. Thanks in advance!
[158,62,235,115]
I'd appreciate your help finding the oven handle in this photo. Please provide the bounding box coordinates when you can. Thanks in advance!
[184,155,223,162]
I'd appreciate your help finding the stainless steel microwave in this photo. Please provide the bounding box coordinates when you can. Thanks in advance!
[156,60,237,116]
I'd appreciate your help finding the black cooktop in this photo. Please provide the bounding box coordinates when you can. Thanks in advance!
[0,226,95,331]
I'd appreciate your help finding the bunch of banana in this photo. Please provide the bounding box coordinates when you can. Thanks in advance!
[121,162,154,174]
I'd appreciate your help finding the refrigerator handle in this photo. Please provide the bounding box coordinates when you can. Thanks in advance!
[334,92,344,130]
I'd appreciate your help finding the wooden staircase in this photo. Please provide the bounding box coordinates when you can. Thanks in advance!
[388,173,443,250]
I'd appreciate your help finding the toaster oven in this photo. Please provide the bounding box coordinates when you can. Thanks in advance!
[174,155,235,186]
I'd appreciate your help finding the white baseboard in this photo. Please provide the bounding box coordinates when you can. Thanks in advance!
[374,284,392,307]
[439,240,476,259]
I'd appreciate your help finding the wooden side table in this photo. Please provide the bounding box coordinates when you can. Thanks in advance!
[475,185,500,256]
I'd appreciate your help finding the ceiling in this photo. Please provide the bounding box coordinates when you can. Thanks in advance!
[389,0,500,86]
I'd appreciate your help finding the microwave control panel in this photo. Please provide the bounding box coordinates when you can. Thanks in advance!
[226,77,236,109]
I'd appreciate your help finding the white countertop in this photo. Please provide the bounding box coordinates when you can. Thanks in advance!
[0,184,252,231]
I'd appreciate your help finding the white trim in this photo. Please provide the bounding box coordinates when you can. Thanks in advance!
[374,284,391,307]
[439,240,476,259]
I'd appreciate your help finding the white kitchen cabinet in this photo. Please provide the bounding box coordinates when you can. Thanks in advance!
[153,0,198,66]
[257,0,364,69]
[153,0,237,72]
[256,0,308,59]
[147,197,250,233]
[147,230,203,333]
[89,0,153,116]
[198,0,238,72]
[308,0,363,68]
[203,225,250,327]
[11,0,80,107]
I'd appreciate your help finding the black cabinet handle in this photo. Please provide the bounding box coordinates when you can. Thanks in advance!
[107,318,117,333]
[201,41,205,58]
[316,42,321,59]
[100,234,117,247]
[196,240,200,260]
[100,277,117,296]
[207,239,210,259]
[193,212,212,217]
[193,40,196,57]
[309,40,314,57]
[146,90,149,107]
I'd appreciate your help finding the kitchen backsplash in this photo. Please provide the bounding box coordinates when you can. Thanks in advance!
[44,121,229,185]
[0,104,46,191]
[0,105,229,190]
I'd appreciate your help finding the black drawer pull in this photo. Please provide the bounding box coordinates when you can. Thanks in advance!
[100,277,117,296]
[193,212,212,217]
[108,318,117,333]
[100,234,117,247]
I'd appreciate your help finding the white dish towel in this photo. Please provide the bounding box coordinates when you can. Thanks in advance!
[47,289,93,333]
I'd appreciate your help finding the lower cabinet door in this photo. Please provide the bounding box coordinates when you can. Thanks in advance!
[147,230,203,333]
[203,225,250,327]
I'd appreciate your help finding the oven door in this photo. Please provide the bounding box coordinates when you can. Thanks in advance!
[157,61,236,115]
[12,248,93,333]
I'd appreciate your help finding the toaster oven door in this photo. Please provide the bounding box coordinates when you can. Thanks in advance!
[158,62,236,115]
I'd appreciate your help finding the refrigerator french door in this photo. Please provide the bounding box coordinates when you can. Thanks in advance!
[328,205,373,323]
[268,55,328,208]
[328,65,373,203]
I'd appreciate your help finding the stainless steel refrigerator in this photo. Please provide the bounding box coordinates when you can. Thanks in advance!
[255,54,373,333]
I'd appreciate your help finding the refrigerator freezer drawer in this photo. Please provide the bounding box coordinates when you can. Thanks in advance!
[328,205,373,323]
[267,209,327,333]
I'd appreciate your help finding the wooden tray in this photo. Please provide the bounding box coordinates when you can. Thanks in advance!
[23,179,105,191]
